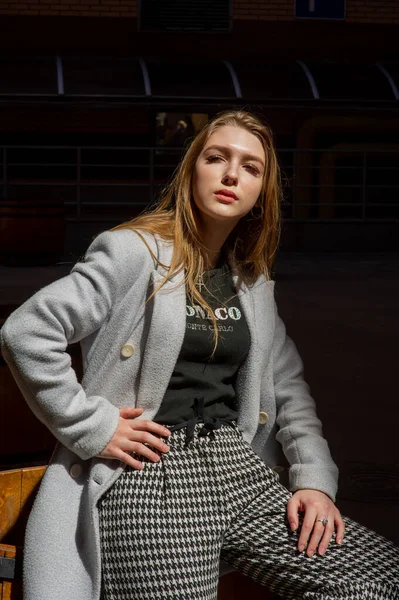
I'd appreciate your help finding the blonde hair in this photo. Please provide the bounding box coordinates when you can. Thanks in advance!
[110,109,283,353]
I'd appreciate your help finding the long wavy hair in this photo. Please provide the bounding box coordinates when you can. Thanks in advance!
[110,109,283,352]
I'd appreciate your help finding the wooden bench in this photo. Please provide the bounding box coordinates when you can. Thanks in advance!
[0,466,277,600]
[0,466,45,600]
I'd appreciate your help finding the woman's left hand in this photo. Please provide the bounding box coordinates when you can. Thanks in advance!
[287,489,345,557]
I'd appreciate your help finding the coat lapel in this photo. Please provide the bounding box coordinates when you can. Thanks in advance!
[136,243,186,418]
[232,272,276,442]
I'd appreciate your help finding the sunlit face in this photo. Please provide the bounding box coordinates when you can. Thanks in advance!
[192,125,265,232]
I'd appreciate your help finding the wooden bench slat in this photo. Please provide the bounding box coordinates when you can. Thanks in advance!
[21,467,46,509]
[0,467,46,547]
[0,471,22,543]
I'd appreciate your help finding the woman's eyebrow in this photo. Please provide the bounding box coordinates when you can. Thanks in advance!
[203,144,265,168]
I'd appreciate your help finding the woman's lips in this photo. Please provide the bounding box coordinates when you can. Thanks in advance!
[214,193,236,204]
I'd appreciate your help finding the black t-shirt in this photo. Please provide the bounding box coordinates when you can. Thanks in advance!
[154,260,251,426]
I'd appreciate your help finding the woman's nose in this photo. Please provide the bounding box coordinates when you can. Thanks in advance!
[222,168,238,184]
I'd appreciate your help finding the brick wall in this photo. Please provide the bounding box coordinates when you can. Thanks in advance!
[233,0,399,23]
[0,0,138,17]
[0,0,398,24]
[346,0,399,24]
[234,0,291,21]
[233,0,399,24]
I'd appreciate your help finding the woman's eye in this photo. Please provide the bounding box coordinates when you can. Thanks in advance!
[205,155,223,163]
[245,164,259,175]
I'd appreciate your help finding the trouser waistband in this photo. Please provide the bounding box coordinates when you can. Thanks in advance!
[165,396,238,447]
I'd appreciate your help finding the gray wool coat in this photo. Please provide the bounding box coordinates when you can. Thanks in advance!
[0,228,338,600]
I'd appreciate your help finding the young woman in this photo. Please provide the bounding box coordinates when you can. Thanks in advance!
[1,110,398,600]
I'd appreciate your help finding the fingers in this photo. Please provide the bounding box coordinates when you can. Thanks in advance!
[299,515,332,557]
[110,426,170,467]
[297,507,318,554]
[335,510,345,545]
[305,519,330,557]
[286,497,300,532]
[127,440,164,464]
[316,518,335,556]
[318,509,344,554]
[129,418,172,439]
[98,410,172,469]
[119,407,171,440]
[99,435,168,469]
[109,448,147,471]
[119,406,143,419]
[129,430,170,455]
[297,511,344,557]
[289,490,345,558]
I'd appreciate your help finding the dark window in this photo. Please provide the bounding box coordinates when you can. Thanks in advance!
[146,60,235,99]
[0,57,57,95]
[309,62,394,102]
[139,0,231,32]
[233,62,313,101]
[295,0,346,19]
[62,57,146,97]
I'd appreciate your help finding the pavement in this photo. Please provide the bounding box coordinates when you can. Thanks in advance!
[1,251,398,545]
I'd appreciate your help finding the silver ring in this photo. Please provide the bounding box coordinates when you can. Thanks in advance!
[316,518,329,527]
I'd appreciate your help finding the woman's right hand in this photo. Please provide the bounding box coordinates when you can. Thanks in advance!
[98,406,171,470]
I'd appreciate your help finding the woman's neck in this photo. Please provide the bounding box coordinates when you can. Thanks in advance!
[199,221,236,270]
[203,249,222,270]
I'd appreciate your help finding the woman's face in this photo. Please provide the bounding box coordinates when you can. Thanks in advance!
[192,125,265,231]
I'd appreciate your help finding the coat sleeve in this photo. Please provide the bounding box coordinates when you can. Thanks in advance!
[272,301,339,502]
[0,229,144,460]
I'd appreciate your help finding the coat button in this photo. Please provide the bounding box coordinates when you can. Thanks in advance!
[70,464,82,478]
[272,465,285,474]
[121,344,135,358]
[258,411,269,425]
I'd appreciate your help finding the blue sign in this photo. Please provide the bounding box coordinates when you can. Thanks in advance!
[295,0,346,19]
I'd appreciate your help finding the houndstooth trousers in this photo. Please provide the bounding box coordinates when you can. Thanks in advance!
[98,422,399,600]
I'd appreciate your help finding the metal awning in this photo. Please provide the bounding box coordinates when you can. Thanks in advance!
[0,56,398,103]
